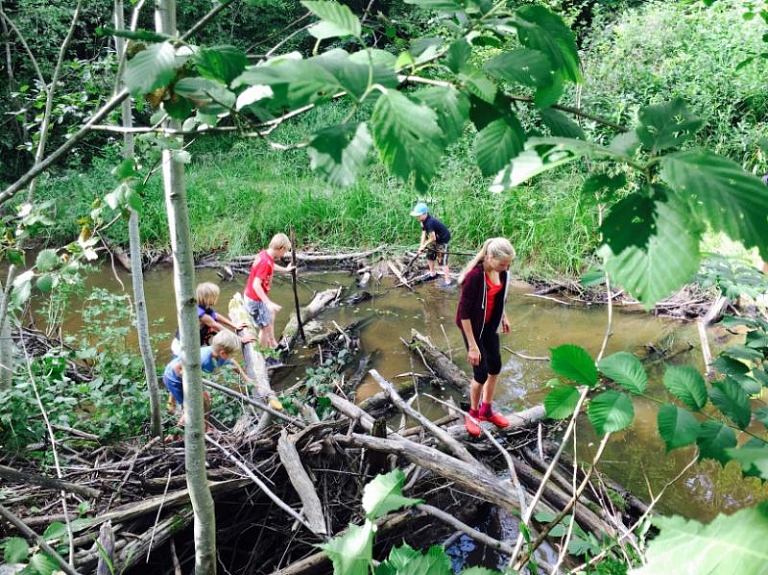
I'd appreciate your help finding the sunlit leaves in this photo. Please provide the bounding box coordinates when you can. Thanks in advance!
[697,421,737,465]
[539,108,585,140]
[657,404,699,451]
[411,86,470,146]
[317,522,374,575]
[445,38,472,74]
[308,123,372,187]
[302,1,361,39]
[727,445,768,480]
[600,192,701,309]
[195,45,248,85]
[379,545,453,575]
[550,344,597,387]
[663,365,708,411]
[544,382,580,419]
[598,351,647,394]
[709,378,751,430]
[361,469,422,520]
[635,98,703,154]
[124,42,180,96]
[588,391,634,435]
[513,5,581,83]
[661,149,768,261]
[475,117,525,177]
[3,537,29,564]
[634,503,768,575]
[371,90,444,192]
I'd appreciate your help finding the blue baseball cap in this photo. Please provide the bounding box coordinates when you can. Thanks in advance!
[410,202,429,216]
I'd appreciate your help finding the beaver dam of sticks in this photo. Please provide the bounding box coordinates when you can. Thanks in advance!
[2,247,725,575]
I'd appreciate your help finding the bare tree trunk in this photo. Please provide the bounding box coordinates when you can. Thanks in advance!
[114,0,162,438]
[155,0,216,572]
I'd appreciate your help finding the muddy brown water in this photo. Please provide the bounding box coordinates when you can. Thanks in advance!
[51,263,768,526]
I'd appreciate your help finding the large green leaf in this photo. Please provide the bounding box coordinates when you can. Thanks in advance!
[587,391,634,435]
[445,38,472,74]
[308,123,372,187]
[195,45,248,85]
[381,545,453,575]
[362,469,422,520]
[721,344,765,363]
[709,377,752,430]
[411,86,470,146]
[597,351,647,394]
[513,5,581,83]
[635,99,703,154]
[544,382,581,419]
[371,90,444,192]
[539,108,585,140]
[124,42,180,96]
[3,537,29,563]
[663,365,708,411]
[318,521,374,575]
[550,344,597,387]
[483,48,553,88]
[697,420,737,466]
[316,49,398,100]
[475,116,526,177]
[661,149,768,261]
[302,0,361,39]
[600,190,657,254]
[657,404,699,451]
[35,249,59,273]
[711,355,750,379]
[459,68,497,104]
[600,192,701,309]
[633,503,768,575]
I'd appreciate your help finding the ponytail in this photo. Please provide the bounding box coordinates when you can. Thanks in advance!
[458,238,515,285]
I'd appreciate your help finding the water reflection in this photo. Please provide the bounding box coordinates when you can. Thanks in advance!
[44,264,768,523]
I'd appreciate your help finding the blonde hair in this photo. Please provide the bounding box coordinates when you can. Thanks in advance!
[458,238,516,285]
[269,233,291,251]
[196,282,220,308]
[211,330,241,355]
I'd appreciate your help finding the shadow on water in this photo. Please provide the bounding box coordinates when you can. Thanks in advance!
[48,262,768,569]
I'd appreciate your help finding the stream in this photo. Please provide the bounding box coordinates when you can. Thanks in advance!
[53,261,768,528]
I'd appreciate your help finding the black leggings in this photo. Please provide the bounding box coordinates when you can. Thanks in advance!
[461,329,501,384]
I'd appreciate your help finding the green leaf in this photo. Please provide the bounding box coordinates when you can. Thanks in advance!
[43,521,67,541]
[362,469,422,519]
[582,173,628,200]
[308,123,372,187]
[459,68,497,104]
[580,269,605,287]
[661,150,768,261]
[302,1,361,39]
[382,542,420,572]
[315,49,397,100]
[3,537,29,563]
[412,86,470,146]
[513,5,581,83]
[30,552,60,575]
[36,273,54,293]
[382,545,453,575]
[550,344,597,387]
[174,77,236,114]
[635,98,703,153]
[195,45,248,85]
[475,116,526,177]
[598,351,648,394]
[600,190,657,254]
[721,344,765,363]
[697,420,737,466]
[35,249,59,273]
[112,158,138,181]
[403,0,467,11]
[483,48,553,88]
[587,391,634,435]
[371,90,444,192]
[657,404,699,451]
[534,71,564,108]
[711,355,750,378]
[600,192,701,309]
[317,521,374,575]
[709,377,752,430]
[539,108,584,140]
[445,38,472,74]
[124,42,180,96]
[635,503,768,575]
[12,270,34,306]
[727,446,768,480]
[663,365,708,411]
[460,568,501,575]
[544,384,580,419]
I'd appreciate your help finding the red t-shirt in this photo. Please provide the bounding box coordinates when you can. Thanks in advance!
[484,273,503,324]
[244,250,274,301]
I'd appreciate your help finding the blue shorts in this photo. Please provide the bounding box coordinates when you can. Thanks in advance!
[245,297,271,328]
[163,373,184,405]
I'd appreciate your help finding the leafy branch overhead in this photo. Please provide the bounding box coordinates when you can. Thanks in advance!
[119,0,768,312]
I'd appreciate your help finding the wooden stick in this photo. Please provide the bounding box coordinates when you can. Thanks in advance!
[0,464,100,498]
[277,430,328,536]
[289,228,306,343]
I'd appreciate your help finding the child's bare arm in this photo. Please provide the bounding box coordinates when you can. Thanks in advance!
[229,359,252,382]
[217,313,247,332]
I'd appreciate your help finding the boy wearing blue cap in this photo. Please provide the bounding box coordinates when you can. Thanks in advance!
[410,202,453,286]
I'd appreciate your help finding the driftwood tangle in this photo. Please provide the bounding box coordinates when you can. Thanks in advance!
[1,255,653,575]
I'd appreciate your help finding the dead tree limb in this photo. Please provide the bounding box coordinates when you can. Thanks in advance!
[0,464,101,498]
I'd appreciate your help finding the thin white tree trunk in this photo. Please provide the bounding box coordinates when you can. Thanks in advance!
[156,0,216,572]
[114,0,161,437]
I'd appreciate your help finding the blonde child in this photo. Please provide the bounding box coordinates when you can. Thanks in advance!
[162,330,252,430]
